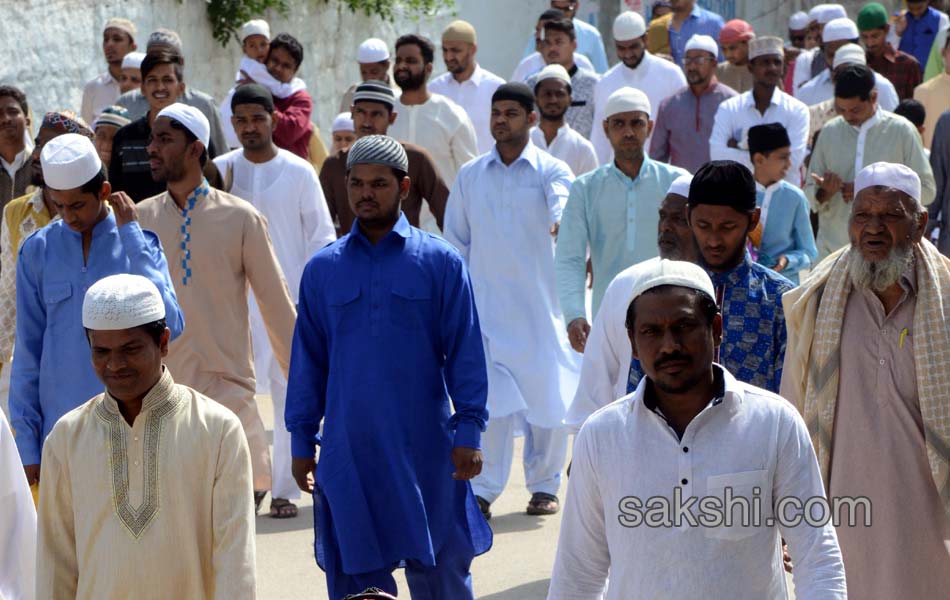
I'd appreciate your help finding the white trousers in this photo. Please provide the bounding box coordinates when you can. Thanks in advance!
[470,413,569,504]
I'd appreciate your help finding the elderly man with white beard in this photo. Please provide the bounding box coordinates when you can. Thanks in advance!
[782,161,950,600]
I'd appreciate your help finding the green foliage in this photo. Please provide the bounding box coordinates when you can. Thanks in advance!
[195,0,456,47]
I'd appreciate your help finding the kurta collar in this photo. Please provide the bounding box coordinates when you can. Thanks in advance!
[851,107,883,134]
[755,180,782,194]
[631,364,743,426]
[350,212,412,247]
[488,140,542,170]
[742,85,781,110]
[708,252,753,288]
[64,206,116,239]
[608,156,652,186]
[101,367,178,418]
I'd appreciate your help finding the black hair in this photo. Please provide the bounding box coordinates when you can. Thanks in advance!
[533,77,572,96]
[0,85,28,115]
[539,8,564,22]
[140,50,185,82]
[395,33,436,65]
[168,119,209,167]
[625,286,719,331]
[834,64,875,100]
[79,166,108,196]
[894,98,926,128]
[269,33,304,69]
[543,18,577,41]
[85,318,167,347]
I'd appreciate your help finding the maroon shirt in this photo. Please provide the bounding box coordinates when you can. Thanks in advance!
[867,44,922,101]
[273,89,313,159]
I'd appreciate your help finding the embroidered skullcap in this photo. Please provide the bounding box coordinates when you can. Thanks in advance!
[748,123,791,155]
[346,135,408,174]
[83,274,166,331]
[604,87,651,119]
[492,82,535,113]
[240,19,271,41]
[685,34,719,58]
[535,64,572,86]
[443,20,477,45]
[823,17,859,42]
[147,28,183,54]
[613,11,647,42]
[121,51,145,70]
[667,174,693,198]
[688,160,756,211]
[93,106,131,130]
[855,162,921,203]
[332,112,355,133]
[719,20,755,45]
[748,36,785,60]
[816,4,848,25]
[627,259,716,309]
[40,133,103,191]
[789,11,810,31]
[358,38,390,63]
[156,103,210,148]
[41,111,94,139]
[104,18,137,40]
[833,43,867,69]
[231,83,274,112]
[857,3,888,31]
[352,80,396,110]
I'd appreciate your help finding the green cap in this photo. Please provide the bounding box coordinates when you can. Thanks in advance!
[857,3,888,32]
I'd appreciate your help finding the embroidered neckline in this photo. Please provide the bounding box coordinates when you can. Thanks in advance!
[177,180,209,286]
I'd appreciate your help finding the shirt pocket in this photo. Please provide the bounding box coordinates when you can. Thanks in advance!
[44,282,73,333]
[326,282,362,335]
[389,274,432,332]
[702,468,771,542]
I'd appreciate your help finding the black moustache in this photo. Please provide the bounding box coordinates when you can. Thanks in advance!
[655,354,691,369]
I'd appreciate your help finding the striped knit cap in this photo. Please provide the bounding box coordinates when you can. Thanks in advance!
[346,135,408,173]
[352,80,395,110]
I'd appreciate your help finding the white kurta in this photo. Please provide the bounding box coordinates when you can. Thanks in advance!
[512,52,595,84]
[590,54,687,164]
[530,123,599,176]
[80,71,121,126]
[796,69,900,112]
[429,65,506,154]
[213,148,335,498]
[444,141,581,428]
[0,409,35,600]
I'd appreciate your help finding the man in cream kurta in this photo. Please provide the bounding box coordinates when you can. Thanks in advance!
[37,274,254,600]
[137,104,297,497]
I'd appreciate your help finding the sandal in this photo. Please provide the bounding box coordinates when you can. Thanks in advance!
[526,492,559,515]
[269,498,298,519]
[254,491,267,513]
[476,495,492,521]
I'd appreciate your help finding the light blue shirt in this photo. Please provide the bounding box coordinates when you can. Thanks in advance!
[555,158,688,323]
[755,180,817,285]
[10,212,183,465]
[668,5,725,66]
[522,17,609,74]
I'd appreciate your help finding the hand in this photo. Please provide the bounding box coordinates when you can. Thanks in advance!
[567,317,591,353]
[894,12,908,37]
[773,255,788,273]
[109,191,139,227]
[291,457,316,493]
[810,171,843,201]
[782,539,793,573]
[841,182,854,203]
[727,137,739,149]
[550,222,560,238]
[24,463,40,486]
[451,447,483,480]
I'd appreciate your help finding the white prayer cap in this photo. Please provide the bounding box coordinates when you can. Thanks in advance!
[83,274,166,331]
[685,34,719,58]
[332,112,354,133]
[854,162,921,203]
[823,17,859,43]
[40,133,102,191]
[748,36,785,60]
[808,4,828,23]
[604,87,651,120]
[832,43,867,69]
[613,11,646,42]
[240,19,271,41]
[789,11,810,30]
[816,4,848,25]
[627,259,716,310]
[535,63,572,87]
[156,103,210,149]
[667,174,693,198]
[121,51,145,70]
[358,38,390,63]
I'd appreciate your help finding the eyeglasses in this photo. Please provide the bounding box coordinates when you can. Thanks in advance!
[682,56,717,66]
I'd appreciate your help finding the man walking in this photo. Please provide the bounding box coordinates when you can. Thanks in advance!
[80,18,137,125]
[529,64,598,176]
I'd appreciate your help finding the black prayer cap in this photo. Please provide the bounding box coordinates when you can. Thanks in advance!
[748,123,791,156]
[492,82,536,114]
[231,83,274,113]
[688,160,757,212]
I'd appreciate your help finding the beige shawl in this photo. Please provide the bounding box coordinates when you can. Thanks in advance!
[781,240,950,517]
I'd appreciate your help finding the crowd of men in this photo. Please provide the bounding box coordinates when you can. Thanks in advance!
[1,0,950,598]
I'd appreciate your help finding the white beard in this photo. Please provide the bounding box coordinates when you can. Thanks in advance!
[847,242,914,292]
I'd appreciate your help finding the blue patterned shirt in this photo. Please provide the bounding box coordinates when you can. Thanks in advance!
[628,254,793,394]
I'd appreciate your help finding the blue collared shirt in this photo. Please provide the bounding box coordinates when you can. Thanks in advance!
[899,6,942,74]
[668,5,726,66]
[627,254,792,394]
[285,213,491,574]
[10,212,184,464]
[522,17,609,74]
[755,180,817,285]
[556,158,688,323]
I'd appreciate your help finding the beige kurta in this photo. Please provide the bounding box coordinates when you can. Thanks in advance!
[36,369,256,599]
[717,61,754,94]
[137,186,297,490]
[831,265,950,599]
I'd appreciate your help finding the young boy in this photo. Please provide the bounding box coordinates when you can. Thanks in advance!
[747,123,817,284]
[118,51,144,94]
[330,112,356,154]
[92,105,130,166]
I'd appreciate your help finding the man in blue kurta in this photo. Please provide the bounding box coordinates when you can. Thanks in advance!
[285,134,491,600]
[10,132,183,489]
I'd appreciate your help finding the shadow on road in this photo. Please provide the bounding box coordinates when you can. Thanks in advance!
[255,509,315,535]
[478,578,551,599]
[486,512,548,534]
